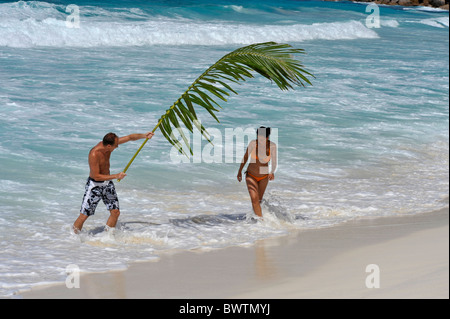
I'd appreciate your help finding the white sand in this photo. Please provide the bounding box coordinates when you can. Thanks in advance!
[22,207,449,299]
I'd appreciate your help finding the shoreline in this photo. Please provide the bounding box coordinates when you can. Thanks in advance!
[21,206,449,299]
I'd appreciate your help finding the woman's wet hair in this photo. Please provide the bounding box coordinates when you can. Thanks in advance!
[257,126,271,139]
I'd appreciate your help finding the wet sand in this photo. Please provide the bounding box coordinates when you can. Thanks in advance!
[22,207,449,299]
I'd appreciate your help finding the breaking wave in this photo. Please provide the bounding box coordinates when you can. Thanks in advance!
[0,1,379,48]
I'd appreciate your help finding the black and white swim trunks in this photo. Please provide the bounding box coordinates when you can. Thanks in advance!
[80,177,119,216]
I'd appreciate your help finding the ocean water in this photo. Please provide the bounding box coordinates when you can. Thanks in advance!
[0,0,448,297]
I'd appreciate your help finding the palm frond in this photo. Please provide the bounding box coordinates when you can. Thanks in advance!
[121,42,314,176]
[156,42,314,156]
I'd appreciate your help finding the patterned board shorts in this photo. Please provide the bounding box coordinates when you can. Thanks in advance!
[80,177,120,216]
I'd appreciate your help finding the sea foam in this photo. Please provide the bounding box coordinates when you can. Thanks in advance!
[0,18,379,48]
[0,2,379,48]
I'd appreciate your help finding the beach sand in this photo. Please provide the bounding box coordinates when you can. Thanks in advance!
[21,207,448,299]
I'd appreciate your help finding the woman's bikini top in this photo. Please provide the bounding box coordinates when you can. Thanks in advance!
[250,140,271,164]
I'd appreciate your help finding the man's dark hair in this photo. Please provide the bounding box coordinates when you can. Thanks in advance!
[103,132,118,146]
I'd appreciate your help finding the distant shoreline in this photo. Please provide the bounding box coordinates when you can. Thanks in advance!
[324,0,449,10]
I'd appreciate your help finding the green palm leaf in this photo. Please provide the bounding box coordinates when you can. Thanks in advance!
[120,42,314,178]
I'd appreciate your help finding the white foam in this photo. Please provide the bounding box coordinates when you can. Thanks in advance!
[0,17,379,48]
[419,17,449,28]
[223,5,266,15]
[0,1,379,48]
[381,19,400,28]
[0,1,66,21]
[404,6,449,13]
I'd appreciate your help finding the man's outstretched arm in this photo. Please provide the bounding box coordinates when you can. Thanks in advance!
[118,132,154,144]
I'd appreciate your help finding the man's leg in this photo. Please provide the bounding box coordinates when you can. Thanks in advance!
[104,181,120,228]
[76,178,101,234]
[73,213,89,234]
[106,209,120,228]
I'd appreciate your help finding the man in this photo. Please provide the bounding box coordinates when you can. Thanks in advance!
[73,131,154,233]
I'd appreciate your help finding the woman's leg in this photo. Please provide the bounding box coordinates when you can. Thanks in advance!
[258,177,269,201]
[246,174,263,217]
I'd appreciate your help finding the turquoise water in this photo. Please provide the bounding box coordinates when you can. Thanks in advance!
[0,0,448,297]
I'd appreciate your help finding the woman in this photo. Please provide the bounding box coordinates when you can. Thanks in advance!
[237,126,277,217]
